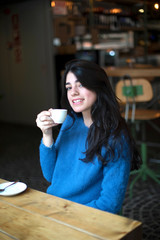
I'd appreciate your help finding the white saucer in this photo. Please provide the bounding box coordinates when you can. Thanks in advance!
[0,182,27,196]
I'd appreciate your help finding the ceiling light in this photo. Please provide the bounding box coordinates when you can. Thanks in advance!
[139,8,144,13]
[154,3,159,10]
[51,1,55,7]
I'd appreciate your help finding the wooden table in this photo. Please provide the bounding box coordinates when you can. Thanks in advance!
[104,66,160,79]
[0,178,142,240]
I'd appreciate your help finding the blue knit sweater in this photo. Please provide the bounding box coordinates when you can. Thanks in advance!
[39,114,131,213]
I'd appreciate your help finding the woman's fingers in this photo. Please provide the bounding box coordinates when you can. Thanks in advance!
[37,110,50,120]
[36,110,59,132]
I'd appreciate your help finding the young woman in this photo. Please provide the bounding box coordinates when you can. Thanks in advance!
[36,59,141,214]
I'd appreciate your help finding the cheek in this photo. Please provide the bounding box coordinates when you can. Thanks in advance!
[67,91,70,100]
[87,92,97,104]
[67,92,71,103]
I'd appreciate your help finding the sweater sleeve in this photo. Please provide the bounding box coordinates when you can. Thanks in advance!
[39,139,57,183]
[39,115,73,183]
[86,136,131,214]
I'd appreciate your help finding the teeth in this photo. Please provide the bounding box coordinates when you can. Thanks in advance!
[73,99,82,103]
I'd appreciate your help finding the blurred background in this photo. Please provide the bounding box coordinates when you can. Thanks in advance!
[0,0,160,124]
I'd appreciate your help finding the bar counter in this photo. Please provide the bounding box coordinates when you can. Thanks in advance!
[104,66,160,79]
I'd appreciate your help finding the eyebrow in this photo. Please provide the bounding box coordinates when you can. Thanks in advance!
[65,82,70,86]
[65,79,79,86]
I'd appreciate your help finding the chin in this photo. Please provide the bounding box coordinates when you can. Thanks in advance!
[72,107,83,113]
[73,109,82,113]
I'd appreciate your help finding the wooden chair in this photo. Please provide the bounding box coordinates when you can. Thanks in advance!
[115,75,160,197]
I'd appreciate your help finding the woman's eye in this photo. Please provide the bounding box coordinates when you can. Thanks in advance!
[66,87,71,91]
[79,83,83,88]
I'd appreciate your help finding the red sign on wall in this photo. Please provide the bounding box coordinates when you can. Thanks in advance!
[12,14,22,63]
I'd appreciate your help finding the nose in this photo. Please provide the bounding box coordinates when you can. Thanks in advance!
[70,86,79,96]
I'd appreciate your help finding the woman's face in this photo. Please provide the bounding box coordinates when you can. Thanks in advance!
[65,71,97,117]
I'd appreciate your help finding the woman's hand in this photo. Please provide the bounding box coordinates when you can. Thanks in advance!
[36,109,58,147]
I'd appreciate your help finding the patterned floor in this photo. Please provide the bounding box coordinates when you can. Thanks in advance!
[0,121,160,239]
[123,176,160,240]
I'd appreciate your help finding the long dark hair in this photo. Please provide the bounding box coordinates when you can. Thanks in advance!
[61,59,141,170]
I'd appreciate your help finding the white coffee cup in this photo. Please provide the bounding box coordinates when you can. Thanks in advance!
[50,109,67,124]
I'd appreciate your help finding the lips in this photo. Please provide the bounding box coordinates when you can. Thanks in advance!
[72,98,84,104]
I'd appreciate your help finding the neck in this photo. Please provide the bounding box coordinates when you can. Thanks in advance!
[82,111,93,127]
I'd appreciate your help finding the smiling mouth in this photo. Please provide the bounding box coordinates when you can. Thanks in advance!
[72,99,83,104]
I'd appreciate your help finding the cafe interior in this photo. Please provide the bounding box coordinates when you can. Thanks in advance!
[0,0,160,239]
